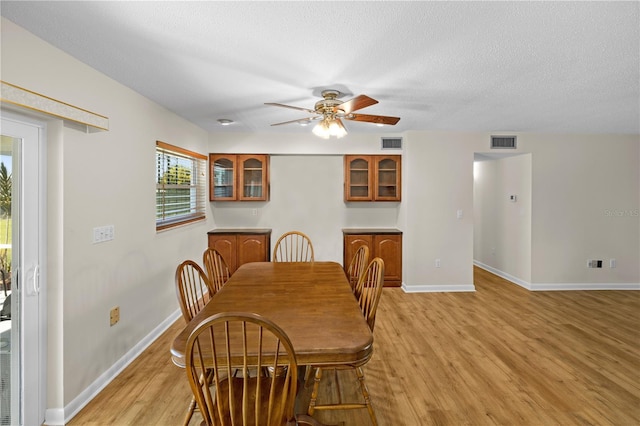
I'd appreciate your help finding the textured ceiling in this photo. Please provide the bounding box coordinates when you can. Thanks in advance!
[2,1,639,135]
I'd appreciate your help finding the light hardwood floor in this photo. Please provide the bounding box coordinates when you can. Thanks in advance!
[69,267,640,425]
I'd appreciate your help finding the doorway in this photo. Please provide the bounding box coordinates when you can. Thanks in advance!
[473,152,532,285]
[0,115,46,426]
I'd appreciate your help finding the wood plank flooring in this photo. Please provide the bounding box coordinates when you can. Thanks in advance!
[69,267,640,425]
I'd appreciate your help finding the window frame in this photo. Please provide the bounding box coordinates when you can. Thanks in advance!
[156,140,207,231]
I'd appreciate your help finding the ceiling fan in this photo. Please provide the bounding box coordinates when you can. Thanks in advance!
[265,90,400,138]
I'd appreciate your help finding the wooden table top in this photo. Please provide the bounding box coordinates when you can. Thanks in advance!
[171,261,374,367]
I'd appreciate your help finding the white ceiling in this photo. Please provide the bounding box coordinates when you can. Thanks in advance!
[2,1,638,135]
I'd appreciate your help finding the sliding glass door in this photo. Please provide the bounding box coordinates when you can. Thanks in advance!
[0,116,45,426]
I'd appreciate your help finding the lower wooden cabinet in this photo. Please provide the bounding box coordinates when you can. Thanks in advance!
[343,229,402,287]
[207,229,272,274]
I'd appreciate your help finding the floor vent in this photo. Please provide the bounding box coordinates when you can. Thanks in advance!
[381,137,402,150]
[491,135,517,149]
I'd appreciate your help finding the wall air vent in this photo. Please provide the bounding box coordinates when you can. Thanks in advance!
[381,137,402,150]
[491,135,517,149]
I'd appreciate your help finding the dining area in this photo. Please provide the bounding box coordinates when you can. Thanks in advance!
[171,231,385,426]
[65,243,640,426]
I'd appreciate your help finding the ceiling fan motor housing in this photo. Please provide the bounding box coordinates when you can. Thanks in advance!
[315,90,344,117]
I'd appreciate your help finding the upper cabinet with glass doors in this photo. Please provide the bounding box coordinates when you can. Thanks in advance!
[344,155,401,202]
[210,154,269,201]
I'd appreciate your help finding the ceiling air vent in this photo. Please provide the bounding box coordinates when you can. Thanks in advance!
[381,137,402,150]
[491,135,517,149]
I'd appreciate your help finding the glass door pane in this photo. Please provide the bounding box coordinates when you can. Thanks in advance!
[241,157,263,199]
[349,158,370,199]
[377,158,397,198]
[212,156,235,199]
[0,133,16,425]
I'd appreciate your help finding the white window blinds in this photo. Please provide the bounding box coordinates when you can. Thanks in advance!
[156,141,207,231]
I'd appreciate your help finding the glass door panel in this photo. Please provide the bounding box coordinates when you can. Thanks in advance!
[211,156,235,200]
[241,157,263,199]
[348,157,371,200]
[0,133,15,426]
[377,158,398,198]
[1,116,45,425]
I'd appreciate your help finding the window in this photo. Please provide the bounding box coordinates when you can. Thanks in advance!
[156,141,207,231]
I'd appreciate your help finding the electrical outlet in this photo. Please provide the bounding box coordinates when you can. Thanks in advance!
[435,259,441,268]
[110,306,120,326]
[610,259,617,268]
[587,260,603,268]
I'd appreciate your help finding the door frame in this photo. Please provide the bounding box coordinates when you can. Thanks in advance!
[0,110,47,426]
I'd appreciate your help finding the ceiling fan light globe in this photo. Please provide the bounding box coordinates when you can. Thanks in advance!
[312,122,330,138]
[328,121,347,138]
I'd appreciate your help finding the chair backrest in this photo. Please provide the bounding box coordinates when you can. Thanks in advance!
[175,260,214,322]
[185,312,298,426]
[354,257,385,331]
[346,245,370,293]
[203,248,232,293]
[273,231,315,262]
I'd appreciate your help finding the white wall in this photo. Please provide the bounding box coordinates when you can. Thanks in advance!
[2,18,212,420]
[474,154,533,284]
[210,154,401,263]
[527,135,640,286]
[207,132,405,264]
[2,16,639,425]
[402,132,477,290]
[212,131,639,291]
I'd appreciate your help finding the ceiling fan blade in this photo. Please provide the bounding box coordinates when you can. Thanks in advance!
[265,102,317,114]
[270,116,319,126]
[346,113,401,125]
[337,95,378,114]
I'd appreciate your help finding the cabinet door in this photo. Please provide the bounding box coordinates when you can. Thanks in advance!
[344,234,373,274]
[210,154,236,201]
[344,155,373,201]
[238,154,269,201]
[208,235,238,273]
[374,234,402,286]
[375,155,401,201]
[237,234,269,266]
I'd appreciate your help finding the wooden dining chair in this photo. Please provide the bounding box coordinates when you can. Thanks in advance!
[273,231,315,262]
[353,257,385,332]
[175,260,215,323]
[175,259,215,425]
[307,257,385,426]
[185,311,324,426]
[202,247,232,293]
[345,245,369,294]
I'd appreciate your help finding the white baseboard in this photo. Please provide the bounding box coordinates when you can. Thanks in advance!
[473,261,532,289]
[402,283,475,293]
[529,282,640,291]
[473,261,640,291]
[44,310,182,425]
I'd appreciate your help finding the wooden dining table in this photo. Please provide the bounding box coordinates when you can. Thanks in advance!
[171,261,374,368]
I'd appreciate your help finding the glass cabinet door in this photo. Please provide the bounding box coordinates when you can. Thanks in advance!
[209,154,269,202]
[375,156,400,201]
[238,155,268,201]
[210,155,236,200]
[345,156,373,201]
